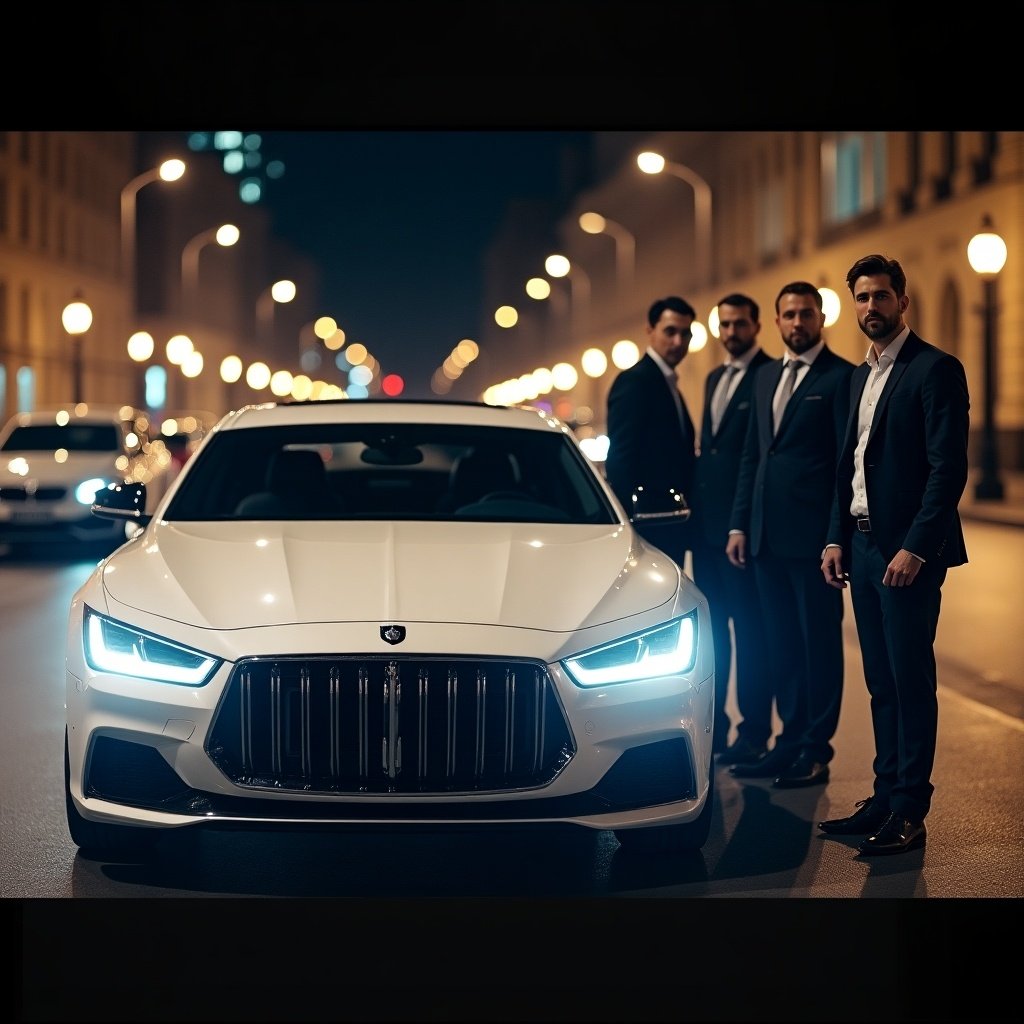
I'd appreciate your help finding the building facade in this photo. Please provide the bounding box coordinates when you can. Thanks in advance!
[469,131,1023,483]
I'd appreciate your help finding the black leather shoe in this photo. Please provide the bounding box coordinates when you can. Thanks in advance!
[729,747,794,779]
[857,813,927,856]
[772,753,829,788]
[716,737,768,767]
[818,797,888,835]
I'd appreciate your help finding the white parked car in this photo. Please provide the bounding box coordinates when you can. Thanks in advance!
[65,400,713,859]
[0,404,173,553]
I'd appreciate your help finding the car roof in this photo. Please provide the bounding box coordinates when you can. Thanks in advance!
[214,400,573,436]
[1,404,133,430]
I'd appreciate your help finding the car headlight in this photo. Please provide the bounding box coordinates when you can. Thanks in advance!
[75,477,113,505]
[83,607,220,686]
[562,613,697,687]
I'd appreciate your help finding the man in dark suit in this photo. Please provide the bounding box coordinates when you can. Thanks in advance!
[605,295,697,568]
[726,281,854,788]
[691,293,774,760]
[820,254,969,856]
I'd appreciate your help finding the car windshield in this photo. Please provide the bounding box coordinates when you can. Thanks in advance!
[2,424,121,452]
[163,422,618,525]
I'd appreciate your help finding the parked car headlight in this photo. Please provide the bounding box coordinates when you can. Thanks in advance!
[83,608,220,686]
[562,612,697,687]
[75,477,114,505]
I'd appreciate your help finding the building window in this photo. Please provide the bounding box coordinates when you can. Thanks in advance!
[820,132,886,225]
[145,364,167,410]
[17,365,34,413]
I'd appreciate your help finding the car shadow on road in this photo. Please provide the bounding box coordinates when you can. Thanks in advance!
[71,821,713,897]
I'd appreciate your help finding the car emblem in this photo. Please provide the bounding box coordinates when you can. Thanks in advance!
[380,624,406,645]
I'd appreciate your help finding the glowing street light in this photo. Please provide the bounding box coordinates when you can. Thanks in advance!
[61,295,93,404]
[637,150,712,289]
[181,223,240,314]
[967,214,1008,501]
[256,279,296,344]
[578,211,636,291]
[121,158,186,311]
[545,254,590,336]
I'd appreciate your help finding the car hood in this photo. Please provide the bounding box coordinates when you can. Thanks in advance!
[100,520,680,633]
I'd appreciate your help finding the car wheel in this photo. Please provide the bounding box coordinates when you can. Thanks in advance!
[614,763,714,854]
[64,729,157,861]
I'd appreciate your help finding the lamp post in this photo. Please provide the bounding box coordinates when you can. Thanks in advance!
[256,279,297,346]
[545,254,590,338]
[637,150,713,289]
[61,295,93,404]
[181,223,240,315]
[120,158,186,313]
[578,211,636,292]
[967,214,1008,501]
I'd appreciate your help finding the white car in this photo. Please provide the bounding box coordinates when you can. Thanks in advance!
[0,404,173,553]
[65,400,714,859]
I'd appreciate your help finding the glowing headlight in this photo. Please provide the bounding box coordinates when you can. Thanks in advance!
[75,478,112,505]
[84,608,220,686]
[562,613,697,687]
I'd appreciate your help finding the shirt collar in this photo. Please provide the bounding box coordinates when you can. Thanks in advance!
[784,339,824,367]
[865,325,911,368]
[725,346,761,372]
[646,346,677,379]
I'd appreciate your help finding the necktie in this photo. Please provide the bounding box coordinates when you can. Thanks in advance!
[773,359,804,434]
[668,371,686,427]
[710,365,738,434]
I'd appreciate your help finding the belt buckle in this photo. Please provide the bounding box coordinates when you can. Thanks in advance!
[856,517,871,533]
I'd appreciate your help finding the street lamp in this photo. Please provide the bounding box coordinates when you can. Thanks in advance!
[61,295,93,404]
[256,279,297,345]
[181,223,240,315]
[545,254,590,337]
[120,158,187,312]
[637,150,713,289]
[578,211,636,291]
[967,214,1008,501]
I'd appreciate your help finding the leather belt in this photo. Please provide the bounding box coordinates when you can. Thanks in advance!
[856,517,872,533]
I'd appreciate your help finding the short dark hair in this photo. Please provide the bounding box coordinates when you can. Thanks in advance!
[774,281,822,313]
[716,292,759,323]
[846,254,907,297]
[648,295,696,327]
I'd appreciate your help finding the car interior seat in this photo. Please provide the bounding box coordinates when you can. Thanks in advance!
[438,447,521,512]
[234,448,339,517]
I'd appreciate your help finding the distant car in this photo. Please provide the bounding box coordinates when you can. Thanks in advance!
[155,410,217,473]
[0,404,173,553]
[65,399,713,859]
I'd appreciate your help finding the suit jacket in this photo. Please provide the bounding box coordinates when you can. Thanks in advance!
[827,331,969,566]
[605,352,696,511]
[691,349,773,548]
[730,346,855,559]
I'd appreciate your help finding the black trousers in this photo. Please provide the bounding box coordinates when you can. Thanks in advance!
[691,541,773,746]
[850,530,946,822]
[752,550,844,763]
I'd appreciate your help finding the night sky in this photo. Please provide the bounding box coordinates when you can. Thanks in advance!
[250,131,594,398]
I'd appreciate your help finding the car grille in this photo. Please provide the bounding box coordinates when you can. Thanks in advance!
[207,657,575,795]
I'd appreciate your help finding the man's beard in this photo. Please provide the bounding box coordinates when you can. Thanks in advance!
[786,330,819,355]
[858,313,898,339]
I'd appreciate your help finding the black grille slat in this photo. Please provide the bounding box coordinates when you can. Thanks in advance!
[208,656,574,795]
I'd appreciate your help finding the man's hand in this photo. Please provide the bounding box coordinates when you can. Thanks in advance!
[884,549,923,587]
[821,547,848,589]
[726,533,747,568]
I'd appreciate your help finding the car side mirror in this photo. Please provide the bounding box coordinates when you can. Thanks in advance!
[92,480,151,527]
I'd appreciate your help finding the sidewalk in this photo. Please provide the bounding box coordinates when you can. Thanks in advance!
[958,470,1024,529]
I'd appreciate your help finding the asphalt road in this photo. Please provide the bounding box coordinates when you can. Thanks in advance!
[6,518,1022,1019]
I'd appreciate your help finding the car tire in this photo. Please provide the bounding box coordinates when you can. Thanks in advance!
[64,729,157,861]
[613,763,714,854]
